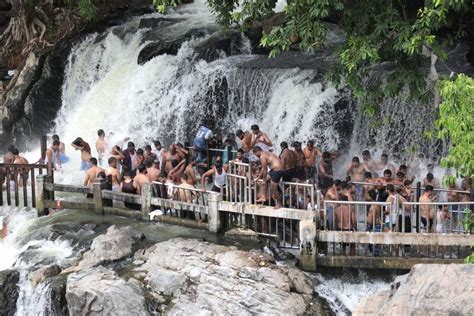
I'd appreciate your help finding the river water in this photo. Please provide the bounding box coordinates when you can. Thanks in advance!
[0,206,392,315]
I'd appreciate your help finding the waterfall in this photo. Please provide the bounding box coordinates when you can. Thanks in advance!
[50,1,354,183]
[0,207,75,315]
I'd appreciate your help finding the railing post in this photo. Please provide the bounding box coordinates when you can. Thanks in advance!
[40,135,47,164]
[227,145,233,163]
[470,187,474,211]
[208,192,222,233]
[35,175,46,216]
[299,219,317,272]
[93,178,104,215]
[415,181,421,232]
[141,182,151,220]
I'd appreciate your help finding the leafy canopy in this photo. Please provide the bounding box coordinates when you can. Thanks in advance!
[436,74,474,177]
[154,0,474,170]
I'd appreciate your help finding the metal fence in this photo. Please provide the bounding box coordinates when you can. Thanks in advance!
[151,181,210,221]
[0,163,52,208]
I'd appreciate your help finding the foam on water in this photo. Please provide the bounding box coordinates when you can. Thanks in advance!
[314,271,391,314]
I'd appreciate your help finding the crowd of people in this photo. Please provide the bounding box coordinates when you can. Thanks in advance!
[4,123,472,236]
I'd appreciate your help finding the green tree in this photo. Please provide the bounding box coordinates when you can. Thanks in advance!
[436,74,474,178]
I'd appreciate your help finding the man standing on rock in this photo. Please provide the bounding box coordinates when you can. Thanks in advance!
[253,146,284,209]
[133,164,151,194]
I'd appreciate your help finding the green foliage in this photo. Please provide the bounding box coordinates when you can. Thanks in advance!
[436,74,474,177]
[152,0,183,14]
[63,0,97,20]
[207,0,239,28]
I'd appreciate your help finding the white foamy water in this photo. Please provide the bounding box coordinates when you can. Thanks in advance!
[1,207,75,316]
[46,0,344,185]
[314,272,391,314]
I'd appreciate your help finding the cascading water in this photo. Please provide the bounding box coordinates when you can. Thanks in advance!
[0,207,76,316]
[50,0,353,183]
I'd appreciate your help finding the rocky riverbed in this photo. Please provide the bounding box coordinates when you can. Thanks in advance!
[354,264,474,315]
[2,224,319,315]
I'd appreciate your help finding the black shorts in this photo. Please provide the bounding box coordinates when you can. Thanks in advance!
[421,217,433,229]
[269,169,284,183]
[294,166,306,180]
[282,168,296,182]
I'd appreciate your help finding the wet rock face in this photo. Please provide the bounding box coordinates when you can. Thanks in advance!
[354,264,474,316]
[134,238,314,315]
[65,225,144,272]
[66,266,147,316]
[0,269,20,316]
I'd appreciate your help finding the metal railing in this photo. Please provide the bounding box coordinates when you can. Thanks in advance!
[0,163,52,208]
[322,200,393,231]
[402,201,474,234]
[280,181,316,210]
[151,181,210,221]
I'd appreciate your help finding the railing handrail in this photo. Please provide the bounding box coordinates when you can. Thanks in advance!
[403,201,474,206]
[152,181,212,195]
[324,200,393,206]
[280,181,314,188]
[227,174,247,180]
[0,163,48,169]
[351,181,470,194]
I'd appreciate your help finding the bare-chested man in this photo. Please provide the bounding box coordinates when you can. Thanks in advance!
[303,140,322,181]
[420,185,435,232]
[133,164,151,194]
[253,146,284,209]
[95,129,107,167]
[12,148,29,187]
[162,144,182,175]
[318,151,334,190]
[324,178,341,230]
[72,137,92,171]
[83,158,105,187]
[361,150,378,176]
[236,129,252,153]
[292,141,306,181]
[377,153,397,176]
[279,142,297,182]
[334,195,356,255]
[250,125,273,152]
[176,173,198,204]
[146,160,161,182]
[346,156,369,200]
[183,158,197,185]
[105,157,121,191]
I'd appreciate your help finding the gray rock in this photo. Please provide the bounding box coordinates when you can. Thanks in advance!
[48,274,69,316]
[66,266,147,316]
[77,225,144,269]
[135,238,313,315]
[0,269,19,316]
[354,264,474,316]
[30,265,61,287]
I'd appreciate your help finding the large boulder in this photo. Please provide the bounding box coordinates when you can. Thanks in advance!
[66,266,147,315]
[0,269,20,316]
[134,238,314,315]
[76,225,144,269]
[354,264,474,315]
[137,27,213,64]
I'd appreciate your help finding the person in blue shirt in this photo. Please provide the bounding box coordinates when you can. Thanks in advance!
[193,125,212,163]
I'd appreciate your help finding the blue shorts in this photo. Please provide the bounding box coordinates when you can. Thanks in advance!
[60,155,69,164]
[81,161,90,171]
